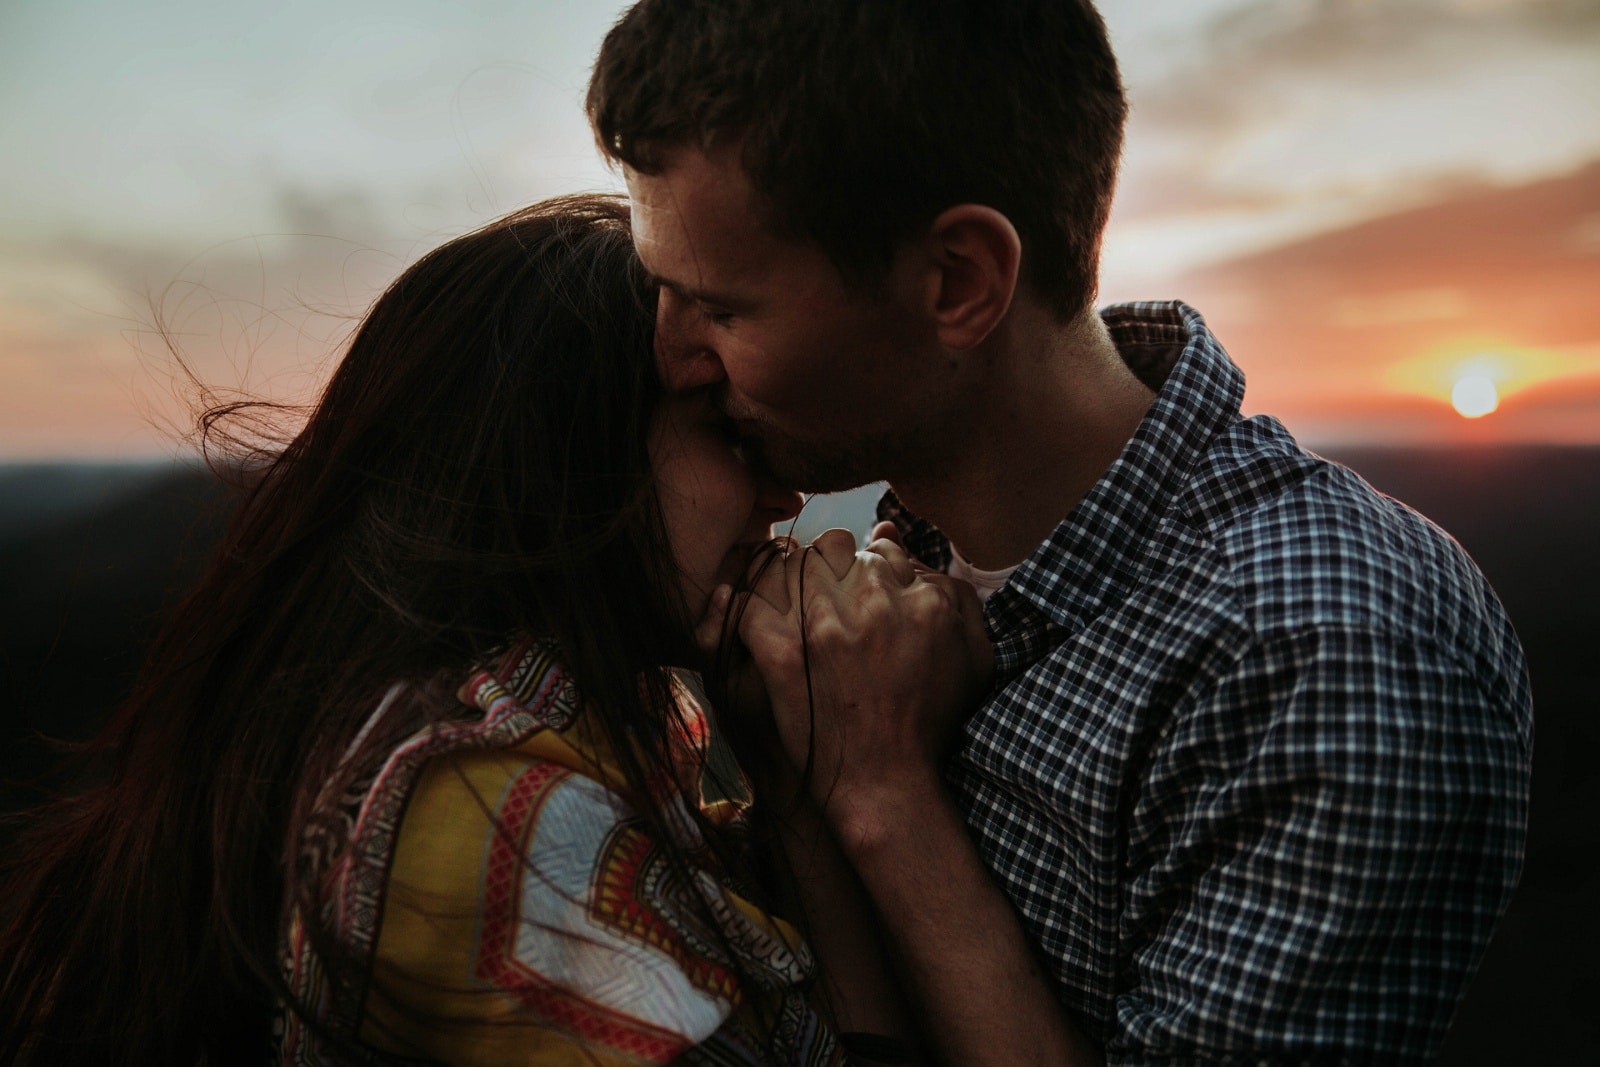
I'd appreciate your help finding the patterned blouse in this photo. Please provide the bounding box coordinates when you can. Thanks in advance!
[277,637,843,1066]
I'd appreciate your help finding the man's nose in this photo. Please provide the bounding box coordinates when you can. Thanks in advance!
[655,292,728,392]
[657,341,728,392]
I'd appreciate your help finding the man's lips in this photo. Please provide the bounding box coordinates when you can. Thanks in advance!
[714,389,762,433]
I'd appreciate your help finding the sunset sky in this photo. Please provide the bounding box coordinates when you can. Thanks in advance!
[2,0,1597,459]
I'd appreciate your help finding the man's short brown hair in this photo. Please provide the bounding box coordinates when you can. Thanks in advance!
[588,0,1127,321]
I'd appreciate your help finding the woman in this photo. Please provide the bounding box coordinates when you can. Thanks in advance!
[0,195,914,1065]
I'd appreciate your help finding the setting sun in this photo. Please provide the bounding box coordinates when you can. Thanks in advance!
[1379,339,1600,435]
[1451,374,1499,418]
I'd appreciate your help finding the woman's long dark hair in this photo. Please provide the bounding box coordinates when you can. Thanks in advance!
[0,194,727,1063]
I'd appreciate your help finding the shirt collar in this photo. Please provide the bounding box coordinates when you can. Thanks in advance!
[881,301,1245,669]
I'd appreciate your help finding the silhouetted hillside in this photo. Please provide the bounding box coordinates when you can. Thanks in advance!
[0,463,232,806]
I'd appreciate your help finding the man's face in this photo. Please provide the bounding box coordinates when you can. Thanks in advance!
[626,143,946,493]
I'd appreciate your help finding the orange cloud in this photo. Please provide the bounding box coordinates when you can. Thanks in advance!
[1166,161,1600,444]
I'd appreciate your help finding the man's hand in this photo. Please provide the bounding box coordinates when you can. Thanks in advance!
[701,530,1101,1066]
[730,528,994,852]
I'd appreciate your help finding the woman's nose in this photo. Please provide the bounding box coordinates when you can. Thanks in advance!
[754,478,804,529]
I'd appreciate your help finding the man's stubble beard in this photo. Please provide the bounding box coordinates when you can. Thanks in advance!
[736,413,900,496]
[720,373,949,496]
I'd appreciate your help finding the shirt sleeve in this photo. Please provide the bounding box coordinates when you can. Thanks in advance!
[363,751,837,1067]
[1108,625,1530,1065]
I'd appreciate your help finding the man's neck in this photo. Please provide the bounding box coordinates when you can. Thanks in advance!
[889,303,1155,571]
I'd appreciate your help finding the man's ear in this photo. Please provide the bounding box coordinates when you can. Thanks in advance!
[921,204,1021,351]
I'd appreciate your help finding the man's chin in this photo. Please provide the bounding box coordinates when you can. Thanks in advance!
[726,407,881,494]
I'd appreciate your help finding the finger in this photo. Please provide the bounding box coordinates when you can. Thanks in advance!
[869,520,904,548]
[920,572,996,677]
[859,548,917,587]
[733,585,809,679]
[693,583,733,654]
[861,535,922,585]
[807,528,859,581]
[743,542,796,613]
[863,536,911,564]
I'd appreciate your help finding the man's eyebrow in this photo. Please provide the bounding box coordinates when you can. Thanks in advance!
[650,274,748,309]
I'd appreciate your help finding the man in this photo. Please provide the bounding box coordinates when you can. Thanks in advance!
[588,2,1532,1063]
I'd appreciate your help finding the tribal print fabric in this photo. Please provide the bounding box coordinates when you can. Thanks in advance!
[278,638,841,1066]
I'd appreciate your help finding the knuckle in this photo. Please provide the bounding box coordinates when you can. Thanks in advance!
[814,527,859,553]
[806,611,850,647]
[856,555,894,587]
[907,586,955,625]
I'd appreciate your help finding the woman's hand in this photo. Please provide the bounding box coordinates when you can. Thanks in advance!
[694,546,793,801]
[704,533,1098,1066]
[724,528,994,852]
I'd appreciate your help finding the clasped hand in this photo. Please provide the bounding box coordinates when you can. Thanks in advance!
[700,527,995,853]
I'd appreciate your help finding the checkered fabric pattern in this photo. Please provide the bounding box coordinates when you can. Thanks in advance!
[880,302,1532,1065]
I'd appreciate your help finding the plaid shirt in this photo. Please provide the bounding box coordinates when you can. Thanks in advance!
[880,301,1532,1065]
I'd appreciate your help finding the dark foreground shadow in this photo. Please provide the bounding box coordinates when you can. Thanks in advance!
[1,447,1595,1062]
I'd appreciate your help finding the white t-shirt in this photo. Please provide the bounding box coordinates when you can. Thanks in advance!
[947,546,1019,604]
